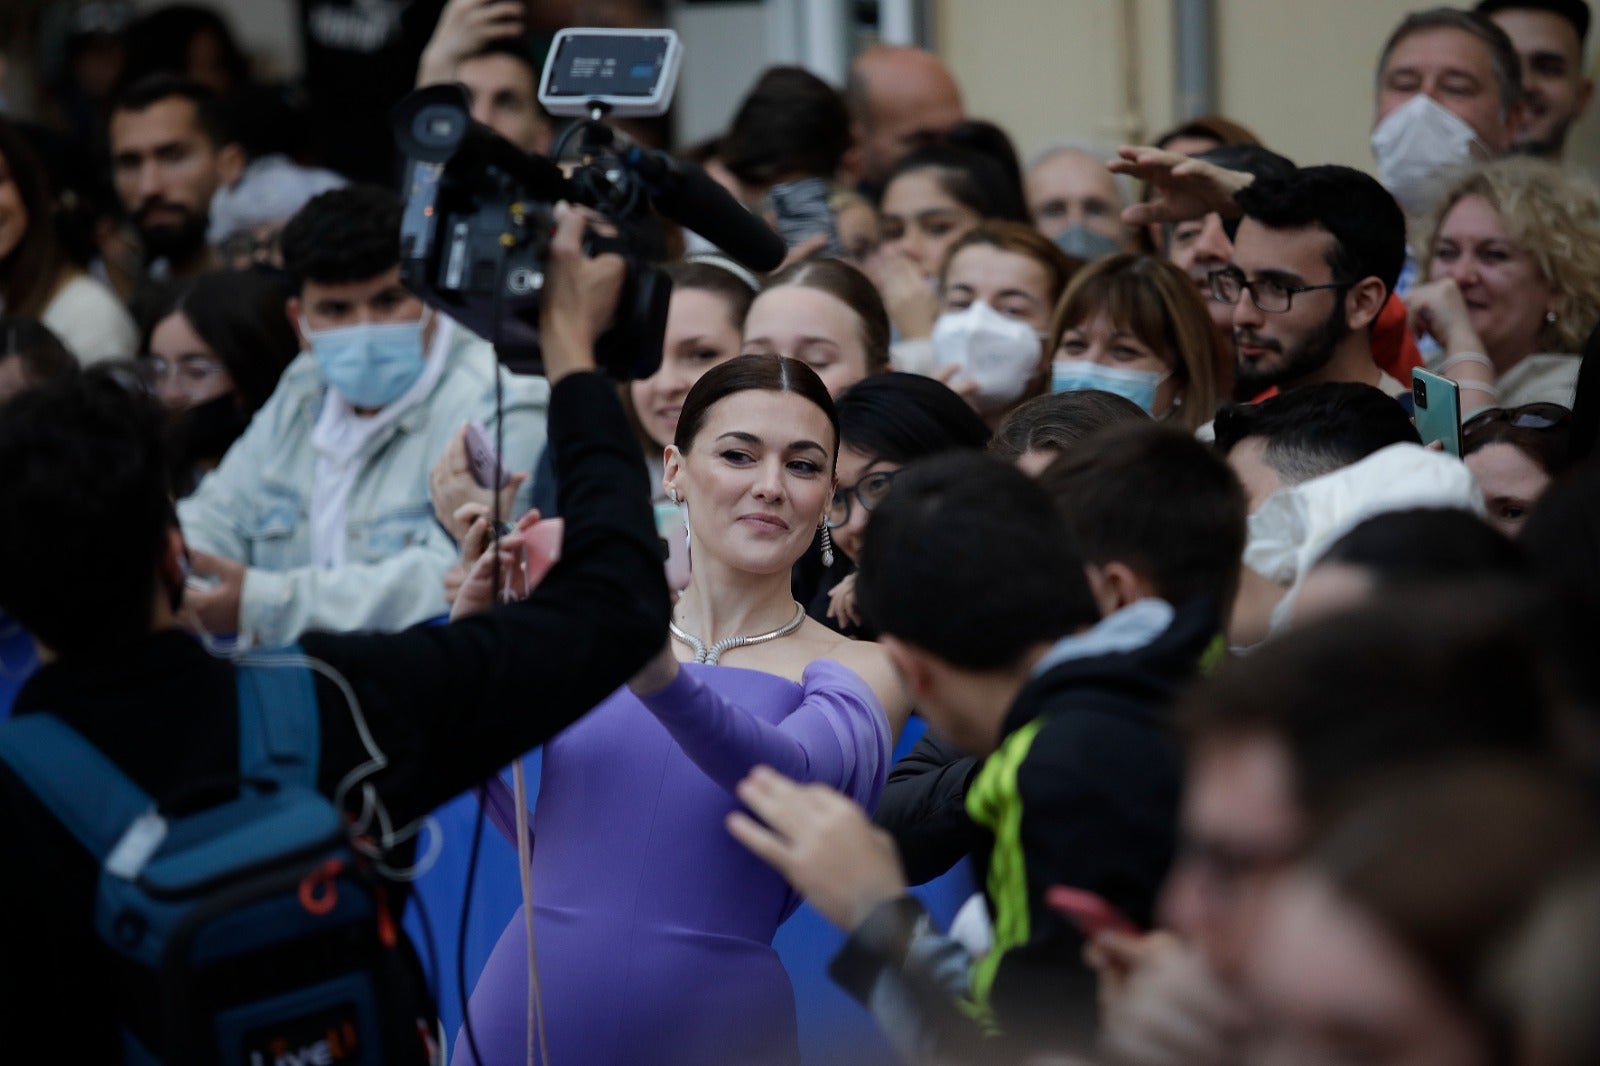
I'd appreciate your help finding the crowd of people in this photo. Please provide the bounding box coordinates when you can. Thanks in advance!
[2,0,1600,1063]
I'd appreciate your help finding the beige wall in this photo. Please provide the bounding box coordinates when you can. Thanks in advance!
[937,0,1600,179]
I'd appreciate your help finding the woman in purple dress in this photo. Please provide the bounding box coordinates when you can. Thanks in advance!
[454,354,912,1065]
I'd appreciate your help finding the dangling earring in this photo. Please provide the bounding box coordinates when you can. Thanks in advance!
[818,522,835,568]
[1546,310,1559,325]
[669,489,691,554]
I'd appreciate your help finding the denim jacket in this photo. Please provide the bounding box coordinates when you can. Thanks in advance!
[178,324,549,645]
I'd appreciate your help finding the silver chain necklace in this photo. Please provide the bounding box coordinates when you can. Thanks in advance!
[669,602,807,665]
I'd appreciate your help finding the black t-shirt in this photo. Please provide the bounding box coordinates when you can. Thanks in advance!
[297,0,447,182]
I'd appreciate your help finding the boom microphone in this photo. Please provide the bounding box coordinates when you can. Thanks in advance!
[627,149,788,273]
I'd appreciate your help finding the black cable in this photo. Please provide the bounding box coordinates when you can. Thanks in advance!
[454,162,515,1066]
[405,880,444,1047]
[456,794,489,1066]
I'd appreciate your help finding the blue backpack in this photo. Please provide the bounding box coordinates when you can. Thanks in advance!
[0,649,439,1066]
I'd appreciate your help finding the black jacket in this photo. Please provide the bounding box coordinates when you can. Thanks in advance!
[840,599,1221,1057]
[0,372,669,1059]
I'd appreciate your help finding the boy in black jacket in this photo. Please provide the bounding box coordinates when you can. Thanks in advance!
[729,429,1246,1059]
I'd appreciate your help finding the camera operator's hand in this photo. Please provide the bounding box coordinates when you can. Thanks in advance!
[540,203,627,384]
[417,0,525,87]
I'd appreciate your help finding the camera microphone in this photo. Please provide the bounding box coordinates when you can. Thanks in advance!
[626,149,787,273]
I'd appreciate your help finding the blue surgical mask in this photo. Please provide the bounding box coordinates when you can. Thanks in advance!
[1052,360,1170,414]
[1052,224,1123,262]
[302,311,431,409]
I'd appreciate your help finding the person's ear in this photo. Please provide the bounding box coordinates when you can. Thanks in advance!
[662,444,685,503]
[879,634,935,705]
[1345,277,1388,332]
[286,296,309,350]
[1084,561,1154,615]
[1575,76,1595,123]
[216,142,247,187]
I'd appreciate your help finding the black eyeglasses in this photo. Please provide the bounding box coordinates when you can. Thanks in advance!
[827,469,899,529]
[1462,402,1572,436]
[1207,268,1352,313]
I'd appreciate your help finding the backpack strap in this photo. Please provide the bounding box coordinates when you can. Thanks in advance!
[0,714,153,863]
[235,643,320,790]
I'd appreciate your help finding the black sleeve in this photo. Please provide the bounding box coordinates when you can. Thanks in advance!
[873,729,985,885]
[985,715,1181,1051]
[304,371,670,824]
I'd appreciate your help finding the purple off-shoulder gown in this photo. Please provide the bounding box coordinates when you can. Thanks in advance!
[453,659,892,1066]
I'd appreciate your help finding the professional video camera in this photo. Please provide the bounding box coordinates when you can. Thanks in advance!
[392,28,786,379]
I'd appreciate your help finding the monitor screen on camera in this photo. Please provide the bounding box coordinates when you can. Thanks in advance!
[539,29,681,118]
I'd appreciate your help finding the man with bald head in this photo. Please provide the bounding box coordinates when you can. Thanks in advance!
[1025,144,1134,258]
[845,45,965,190]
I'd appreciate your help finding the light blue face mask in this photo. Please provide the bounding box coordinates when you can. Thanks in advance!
[303,311,431,409]
[1052,224,1124,262]
[1051,360,1170,414]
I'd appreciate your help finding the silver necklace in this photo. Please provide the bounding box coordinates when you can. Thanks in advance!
[670,602,807,665]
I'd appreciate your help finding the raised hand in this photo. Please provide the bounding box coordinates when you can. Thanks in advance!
[1109,146,1254,228]
[417,0,526,87]
[727,765,907,930]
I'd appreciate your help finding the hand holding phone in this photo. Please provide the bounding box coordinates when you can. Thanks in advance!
[1412,368,1464,457]
[768,178,844,259]
[1047,885,1141,940]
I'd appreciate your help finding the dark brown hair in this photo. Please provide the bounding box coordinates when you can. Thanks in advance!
[760,259,891,374]
[0,318,77,391]
[673,353,840,468]
[149,269,298,413]
[1463,407,1576,477]
[663,259,759,329]
[989,389,1148,461]
[1048,252,1223,430]
[0,119,73,319]
[720,66,851,187]
[939,219,1081,307]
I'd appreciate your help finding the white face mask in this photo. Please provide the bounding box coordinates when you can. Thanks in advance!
[931,302,1044,412]
[1370,94,1487,217]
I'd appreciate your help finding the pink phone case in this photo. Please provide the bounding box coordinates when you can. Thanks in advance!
[1046,886,1141,939]
[518,518,564,590]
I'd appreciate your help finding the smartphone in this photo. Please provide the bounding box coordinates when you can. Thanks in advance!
[654,502,692,592]
[519,517,564,590]
[1046,885,1141,940]
[768,178,844,258]
[1412,368,1463,457]
[464,420,513,490]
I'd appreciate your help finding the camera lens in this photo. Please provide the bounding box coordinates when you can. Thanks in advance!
[413,105,463,148]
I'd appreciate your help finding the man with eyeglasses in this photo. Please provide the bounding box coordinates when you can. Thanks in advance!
[1215,166,1412,409]
[1090,599,1554,1066]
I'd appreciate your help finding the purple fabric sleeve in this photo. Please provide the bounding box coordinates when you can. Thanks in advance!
[638,659,893,811]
